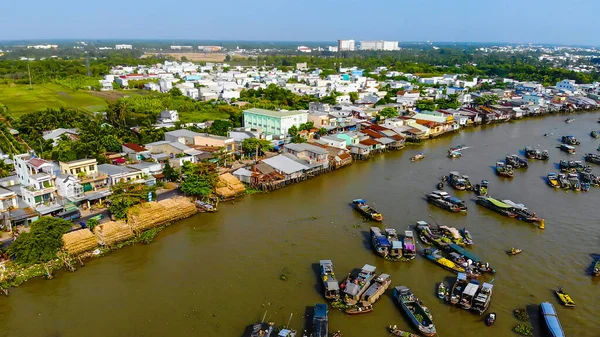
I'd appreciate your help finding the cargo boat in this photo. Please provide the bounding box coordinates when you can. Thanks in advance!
[561,135,580,145]
[559,144,576,154]
[342,264,376,305]
[385,228,404,261]
[370,227,391,258]
[505,154,528,169]
[472,282,494,315]
[319,260,340,301]
[459,280,480,310]
[402,230,417,260]
[546,173,560,188]
[495,162,514,178]
[540,302,565,337]
[524,147,549,160]
[313,304,328,337]
[351,199,383,222]
[360,274,391,305]
[393,286,437,337]
[476,196,545,228]
[448,171,467,190]
[449,273,468,305]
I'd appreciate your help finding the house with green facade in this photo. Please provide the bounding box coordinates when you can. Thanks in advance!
[243,108,308,136]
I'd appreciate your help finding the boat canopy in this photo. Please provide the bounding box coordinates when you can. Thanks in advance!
[375,236,391,246]
[345,282,361,296]
[314,303,328,318]
[320,259,333,266]
[450,171,459,176]
[416,220,429,226]
[403,242,415,251]
[385,228,397,236]
[486,197,513,209]
[481,283,493,292]
[457,273,467,281]
[326,280,340,290]
[448,243,481,262]
[432,190,449,196]
[463,283,479,297]
[405,230,414,237]
[392,240,403,250]
[362,264,376,273]
[353,199,367,204]
[370,227,383,235]
[279,329,293,337]
[502,200,526,210]
[449,197,464,204]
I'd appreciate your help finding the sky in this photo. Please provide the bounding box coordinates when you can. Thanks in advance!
[1,0,599,46]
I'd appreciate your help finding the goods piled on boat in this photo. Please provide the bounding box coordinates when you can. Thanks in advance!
[393,286,437,337]
[496,161,514,177]
[561,135,580,145]
[426,190,467,213]
[474,180,489,196]
[505,154,528,169]
[351,199,383,221]
[524,147,549,160]
[320,260,340,301]
[476,196,545,228]
[585,153,600,165]
[370,227,391,258]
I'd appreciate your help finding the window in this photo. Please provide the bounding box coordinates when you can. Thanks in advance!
[75,168,81,173]
[89,165,95,171]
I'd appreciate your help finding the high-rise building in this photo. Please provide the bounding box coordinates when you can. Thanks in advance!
[338,40,355,51]
[359,41,399,51]
[115,44,133,50]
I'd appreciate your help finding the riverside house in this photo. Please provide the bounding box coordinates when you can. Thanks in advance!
[13,154,61,215]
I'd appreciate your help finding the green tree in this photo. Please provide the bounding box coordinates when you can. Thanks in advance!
[290,135,307,143]
[169,87,183,97]
[317,127,328,136]
[86,218,99,232]
[241,138,274,157]
[8,217,73,266]
[180,162,219,200]
[349,92,359,103]
[299,121,315,131]
[288,125,298,137]
[107,181,156,219]
[378,107,398,119]
[0,160,13,178]
[162,162,180,182]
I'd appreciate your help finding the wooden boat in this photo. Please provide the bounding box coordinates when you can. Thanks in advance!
[345,305,372,315]
[244,322,278,337]
[313,304,328,337]
[557,173,570,189]
[474,180,489,196]
[505,154,528,169]
[426,192,462,213]
[431,190,467,211]
[388,325,420,337]
[437,282,447,299]
[525,147,549,160]
[485,312,496,326]
[477,196,544,228]
[495,162,514,178]
[195,200,217,212]
[370,227,391,258]
[459,279,480,310]
[445,243,496,274]
[555,287,575,307]
[448,150,462,158]
[472,282,494,315]
[402,230,417,260]
[579,172,600,187]
[448,171,467,190]
[593,258,600,276]
[360,274,391,305]
[591,130,599,139]
[501,199,545,225]
[476,196,517,217]
[559,160,572,173]
[559,144,576,154]
[567,173,581,191]
[423,248,467,275]
[462,175,473,190]
[393,286,437,337]
[506,248,522,256]
[460,228,473,245]
[351,199,383,222]
[447,252,481,279]
[385,228,403,261]
[439,225,466,246]
[449,273,468,305]
[565,118,574,124]
[547,173,560,188]
[561,135,580,145]
[278,328,297,337]
[585,153,600,165]
[342,264,376,305]
[319,260,340,301]
[415,221,432,244]
[540,302,565,337]
[410,152,425,162]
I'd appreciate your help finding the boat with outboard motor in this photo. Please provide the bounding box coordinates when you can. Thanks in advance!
[370,227,391,258]
[496,162,514,177]
[474,180,489,196]
[351,199,383,222]
[565,118,574,124]
[524,147,549,160]
[393,286,437,337]
[320,260,340,301]
[561,135,580,145]
[506,154,528,169]
[423,248,477,277]
[555,286,575,307]
[410,152,425,162]
[444,243,496,274]
[547,173,560,188]
[485,312,496,326]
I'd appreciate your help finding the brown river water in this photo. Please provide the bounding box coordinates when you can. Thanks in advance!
[1,112,600,337]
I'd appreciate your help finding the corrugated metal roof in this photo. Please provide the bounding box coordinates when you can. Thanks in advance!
[261,155,308,175]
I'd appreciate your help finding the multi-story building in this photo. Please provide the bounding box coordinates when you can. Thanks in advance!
[58,158,109,194]
[13,154,59,213]
[359,40,398,51]
[0,186,18,212]
[115,44,133,50]
[338,40,355,51]
[243,108,308,136]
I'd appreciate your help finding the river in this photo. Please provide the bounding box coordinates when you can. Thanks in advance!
[1,112,600,337]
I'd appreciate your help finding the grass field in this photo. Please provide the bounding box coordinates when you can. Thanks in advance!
[179,110,229,123]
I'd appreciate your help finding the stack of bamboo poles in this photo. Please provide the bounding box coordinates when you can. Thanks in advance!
[215,173,246,198]
[62,229,98,255]
[94,220,134,247]
[128,197,196,233]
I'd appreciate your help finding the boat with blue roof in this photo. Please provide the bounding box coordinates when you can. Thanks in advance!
[383,228,404,261]
[540,302,565,337]
[370,227,391,258]
[351,199,383,222]
[312,304,328,337]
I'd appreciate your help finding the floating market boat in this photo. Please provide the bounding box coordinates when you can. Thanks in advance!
[557,173,570,189]
[423,248,467,275]
[447,252,481,278]
[585,153,600,165]
[370,227,391,258]
[361,274,391,305]
[448,150,462,158]
[501,199,545,226]
[476,196,517,217]
[444,243,496,274]
[449,273,468,305]
[474,180,489,196]
[591,130,599,139]
[345,305,373,315]
[547,173,560,188]
[448,171,467,190]
[495,162,514,178]
[505,154,528,169]
[402,230,417,260]
[426,191,462,213]
[565,118,575,124]
[559,160,571,173]
[342,264,376,306]
[278,329,297,337]
[388,325,420,337]
[320,260,340,301]
[416,221,463,248]
[579,171,600,187]
[559,144,576,154]
[524,147,549,160]
[385,228,404,261]
[472,282,493,315]
[540,302,565,337]
[415,221,433,244]
[462,175,473,190]
[561,135,580,145]
[476,196,545,228]
[460,228,473,245]
[393,286,437,337]
[437,282,447,299]
[351,199,383,222]
[439,225,466,246]
[410,152,425,162]
[432,190,468,211]
[244,322,278,337]
[567,173,581,191]
[555,287,575,307]
[592,258,600,276]
[459,279,480,310]
[313,304,328,337]
[506,248,522,256]
[485,312,496,326]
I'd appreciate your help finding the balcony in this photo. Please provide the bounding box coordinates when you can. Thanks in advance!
[24,185,57,196]
[79,173,108,184]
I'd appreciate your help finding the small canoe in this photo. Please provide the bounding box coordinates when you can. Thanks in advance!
[506,248,522,256]
[388,326,420,337]
[485,312,496,326]
[437,282,447,299]
[345,305,373,315]
[411,152,425,162]
[555,288,575,307]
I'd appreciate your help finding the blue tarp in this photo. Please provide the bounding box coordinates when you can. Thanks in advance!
[375,236,391,247]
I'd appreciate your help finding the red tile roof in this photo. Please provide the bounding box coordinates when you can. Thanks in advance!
[361,129,383,139]
[28,158,49,168]
[368,124,390,132]
[390,134,405,141]
[123,143,148,152]
[360,138,379,146]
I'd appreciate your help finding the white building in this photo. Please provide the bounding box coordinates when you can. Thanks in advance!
[159,79,173,92]
[13,154,58,212]
[115,44,133,50]
[27,44,57,49]
[556,79,576,92]
[297,46,312,53]
[328,46,339,52]
[338,40,355,51]
[158,110,179,123]
[171,46,193,50]
[359,41,398,51]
